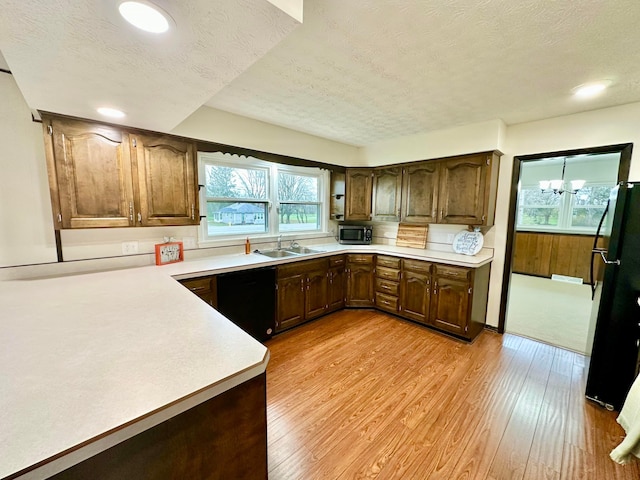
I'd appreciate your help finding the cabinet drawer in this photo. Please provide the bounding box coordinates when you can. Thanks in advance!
[375,277,399,296]
[402,259,432,274]
[347,254,373,265]
[180,277,213,294]
[376,255,400,269]
[375,292,399,312]
[329,255,346,267]
[434,264,471,280]
[376,266,400,281]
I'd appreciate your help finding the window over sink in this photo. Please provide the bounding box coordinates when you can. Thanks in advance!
[199,152,327,241]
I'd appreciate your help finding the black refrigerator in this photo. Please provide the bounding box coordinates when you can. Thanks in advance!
[586,182,640,411]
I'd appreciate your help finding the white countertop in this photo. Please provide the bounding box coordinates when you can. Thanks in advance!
[0,242,491,479]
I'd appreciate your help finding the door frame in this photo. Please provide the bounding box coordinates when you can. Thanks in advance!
[497,143,633,333]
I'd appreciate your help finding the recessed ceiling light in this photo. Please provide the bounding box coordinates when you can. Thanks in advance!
[97,107,126,118]
[573,81,611,99]
[118,1,173,33]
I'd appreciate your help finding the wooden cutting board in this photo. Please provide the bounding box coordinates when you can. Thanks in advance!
[396,223,428,248]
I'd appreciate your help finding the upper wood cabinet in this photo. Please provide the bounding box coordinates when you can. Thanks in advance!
[401,161,440,224]
[42,114,199,229]
[438,152,498,226]
[401,151,500,226]
[132,134,198,226]
[345,168,373,221]
[372,167,402,222]
[44,116,135,229]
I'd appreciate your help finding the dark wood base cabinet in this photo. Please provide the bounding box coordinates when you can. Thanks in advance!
[50,373,267,480]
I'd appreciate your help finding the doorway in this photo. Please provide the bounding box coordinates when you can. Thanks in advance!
[498,144,632,353]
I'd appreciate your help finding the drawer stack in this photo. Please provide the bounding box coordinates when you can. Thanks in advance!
[375,255,401,313]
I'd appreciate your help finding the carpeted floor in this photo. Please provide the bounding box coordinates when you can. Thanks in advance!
[505,273,594,354]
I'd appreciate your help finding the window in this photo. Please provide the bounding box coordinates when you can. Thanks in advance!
[278,171,321,232]
[200,153,326,240]
[517,182,611,233]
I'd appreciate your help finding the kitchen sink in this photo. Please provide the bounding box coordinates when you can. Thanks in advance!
[256,246,323,258]
[256,249,299,258]
[284,246,322,255]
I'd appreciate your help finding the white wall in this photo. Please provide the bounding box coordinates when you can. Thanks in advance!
[0,73,57,267]
[172,106,359,166]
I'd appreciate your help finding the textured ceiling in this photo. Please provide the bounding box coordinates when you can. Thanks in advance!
[0,0,300,131]
[2,1,640,146]
[206,0,640,146]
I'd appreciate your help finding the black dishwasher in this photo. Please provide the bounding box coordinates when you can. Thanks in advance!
[215,267,276,342]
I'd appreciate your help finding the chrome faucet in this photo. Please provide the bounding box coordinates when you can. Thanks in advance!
[277,235,282,250]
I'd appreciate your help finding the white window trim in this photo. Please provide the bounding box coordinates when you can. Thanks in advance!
[516,181,610,234]
[198,152,330,246]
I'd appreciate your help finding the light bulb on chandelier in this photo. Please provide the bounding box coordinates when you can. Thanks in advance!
[539,158,585,195]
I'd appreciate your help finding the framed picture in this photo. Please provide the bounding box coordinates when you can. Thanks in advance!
[155,241,184,265]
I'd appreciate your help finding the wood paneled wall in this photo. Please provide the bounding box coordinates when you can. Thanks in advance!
[513,232,597,283]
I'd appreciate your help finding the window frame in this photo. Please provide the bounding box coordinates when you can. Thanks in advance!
[198,152,328,244]
[516,181,611,234]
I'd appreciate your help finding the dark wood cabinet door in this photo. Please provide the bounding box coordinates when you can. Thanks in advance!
[328,266,346,312]
[305,268,329,320]
[430,276,470,336]
[401,162,439,224]
[346,263,374,307]
[399,270,431,324]
[438,154,488,225]
[345,168,373,221]
[132,134,199,226]
[46,117,135,229]
[276,275,305,332]
[372,167,402,222]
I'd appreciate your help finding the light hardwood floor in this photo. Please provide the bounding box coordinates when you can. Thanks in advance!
[265,309,640,480]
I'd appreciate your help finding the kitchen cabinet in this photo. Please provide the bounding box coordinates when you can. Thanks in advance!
[179,276,217,308]
[399,259,432,324]
[430,263,490,340]
[372,167,402,222]
[43,116,136,229]
[42,114,200,229]
[346,254,374,307]
[276,258,329,332]
[374,255,400,313]
[438,152,499,226]
[401,161,440,224]
[399,151,500,226]
[345,168,373,221]
[327,255,346,312]
[132,133,199,226]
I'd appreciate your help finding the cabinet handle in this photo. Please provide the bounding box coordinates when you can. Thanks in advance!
[129,202,133,222]
[191,204,195,220]
[137,212,142,223]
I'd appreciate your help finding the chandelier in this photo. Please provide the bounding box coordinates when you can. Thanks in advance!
[539,157,585,195]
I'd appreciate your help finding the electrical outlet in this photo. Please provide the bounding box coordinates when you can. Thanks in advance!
[183,236,196,249]
[446,234,455,243]
[121,241,139,255]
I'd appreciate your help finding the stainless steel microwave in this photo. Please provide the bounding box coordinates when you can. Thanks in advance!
[338,225,372,245]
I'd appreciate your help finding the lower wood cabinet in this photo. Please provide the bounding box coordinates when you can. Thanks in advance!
[178,276,217,307]
[276,258,330,333]
[327,255,346,312]
[346,254,375,307]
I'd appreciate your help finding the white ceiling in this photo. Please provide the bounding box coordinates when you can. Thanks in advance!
[2,1,640,147]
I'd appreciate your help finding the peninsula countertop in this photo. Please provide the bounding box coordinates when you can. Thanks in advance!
[0,242,492,479]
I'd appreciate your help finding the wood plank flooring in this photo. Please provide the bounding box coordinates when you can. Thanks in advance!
[265,310,640,480]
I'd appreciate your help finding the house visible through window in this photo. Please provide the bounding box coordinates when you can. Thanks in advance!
[200,153,326,240]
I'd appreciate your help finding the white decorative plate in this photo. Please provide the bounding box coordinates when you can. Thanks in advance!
[452,229,484,256]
